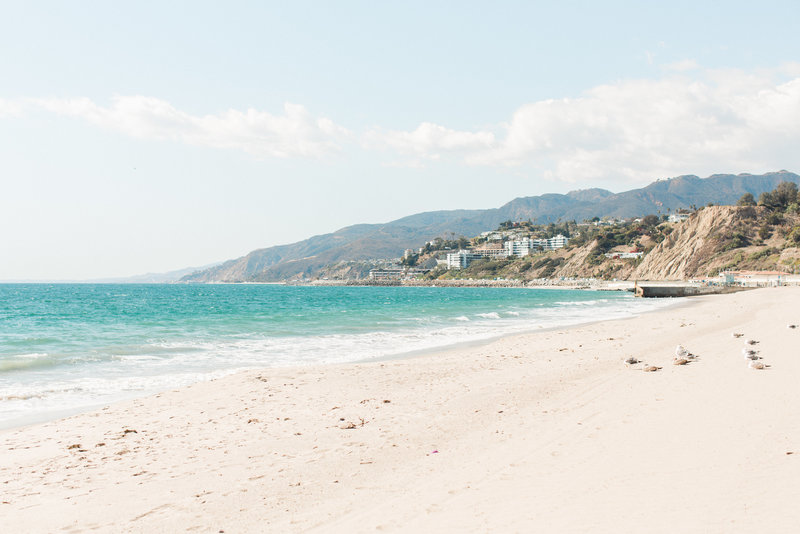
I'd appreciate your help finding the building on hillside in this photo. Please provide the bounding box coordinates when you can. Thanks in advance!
[668,213,690,223]
[446,250,484,269]
[668,210,693,223]
[503,235,569,257]
[446,245,508,269]
[547,234,569,249]
[604,251,643,259]
[593,219,625,226]
[480,230,523,241]
[505,238,535,257]
[473,243,507,258]
[447,235,570,269]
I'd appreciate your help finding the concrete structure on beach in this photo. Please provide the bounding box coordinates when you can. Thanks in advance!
[719,270,800,287]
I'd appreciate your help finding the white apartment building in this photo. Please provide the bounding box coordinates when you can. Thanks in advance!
[505,234,569,256]
[446,250,484,269]
[504,238,534,257]
[604,251,643,259]
[668,213,691,223]
[448,235,569,268]
[474,243,507,258]
[547,234,569,249]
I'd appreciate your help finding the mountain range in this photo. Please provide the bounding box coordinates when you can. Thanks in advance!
[182,171,800,283]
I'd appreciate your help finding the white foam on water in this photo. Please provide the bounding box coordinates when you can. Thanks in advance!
[0,294,675,429]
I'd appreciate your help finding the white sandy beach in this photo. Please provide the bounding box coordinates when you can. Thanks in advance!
[2,287,800,532]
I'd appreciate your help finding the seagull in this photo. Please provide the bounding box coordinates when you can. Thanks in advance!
[643,365,662,372]
[744,339,759,346]
[674,358,689,365]
[675,345,691,358]
[625,357,641,365]
[749,360,768,370]
[732,332,744,338]
[742,348,758,359]
[788,324,798,329]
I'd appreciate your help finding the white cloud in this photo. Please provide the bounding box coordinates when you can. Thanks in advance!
[5,64,800,183]
[364,121,495,160]
[371,64,800,185]
[31,96,350,158]
[0,98,23,117]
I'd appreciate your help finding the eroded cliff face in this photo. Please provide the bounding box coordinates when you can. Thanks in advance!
[632,206,756,280]
[538,205,796,281]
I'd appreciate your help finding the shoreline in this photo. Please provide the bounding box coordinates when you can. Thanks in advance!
[0,286,664,432]
[3,287,800,532]
[358,293,688,366]
[0,293,681,434]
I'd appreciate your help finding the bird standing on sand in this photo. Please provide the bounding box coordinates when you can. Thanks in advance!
[749,360,768,370]
[675,345,691,359]
[744,339,759,346]
[788,324,798,329]
[643,365,662,372]
[732,332,744,338]
[674,358,689,365]
[625,357,640,365]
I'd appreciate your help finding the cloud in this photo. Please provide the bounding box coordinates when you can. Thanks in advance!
[31,96,350,158]
[364,122,495,160]
[5,63,800,183]
[371,64,800,185]
[0,98,23,117]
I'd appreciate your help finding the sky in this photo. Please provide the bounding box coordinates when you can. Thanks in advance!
[2,1,800,280]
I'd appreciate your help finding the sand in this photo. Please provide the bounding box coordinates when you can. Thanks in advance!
[2,287,800,533]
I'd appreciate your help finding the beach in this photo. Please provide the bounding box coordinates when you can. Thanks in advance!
[2,287,800,532]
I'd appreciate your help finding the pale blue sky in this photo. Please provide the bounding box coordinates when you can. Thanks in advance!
[2,1,799,279]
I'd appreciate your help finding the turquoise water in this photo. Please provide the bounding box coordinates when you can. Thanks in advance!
[0,284,669,428]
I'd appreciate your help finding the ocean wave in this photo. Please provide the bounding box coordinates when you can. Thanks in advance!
[554,299,603,306]
[0,355,60,373]
[18,352,49,359]
[0,287,677,429]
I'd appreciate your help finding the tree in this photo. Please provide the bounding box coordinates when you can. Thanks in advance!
[641,214,659,227]
[774,181,799,209]
[758,191,776,209]
[400,253,419,267]
[737,193,756,207]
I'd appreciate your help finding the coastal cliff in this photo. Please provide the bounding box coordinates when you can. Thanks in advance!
[182,171,799,283]
[436,203,799,282]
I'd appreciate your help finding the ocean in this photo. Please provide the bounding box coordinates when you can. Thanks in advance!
[0,283,672,429]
